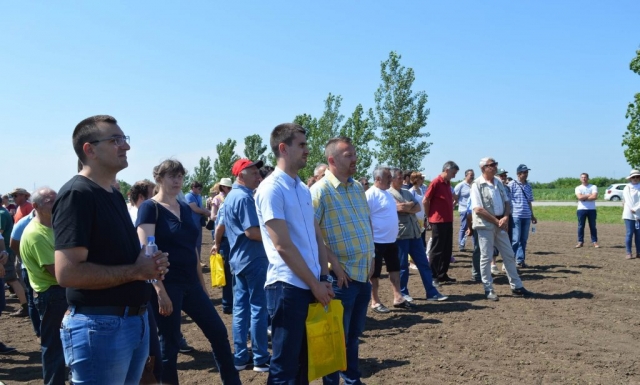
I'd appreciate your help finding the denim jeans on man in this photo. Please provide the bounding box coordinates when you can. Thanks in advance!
[470,230,482,281]
[624,219,640,254]
[323,279,371,385]
[577,209,598,243]
[35,285,67,385]
[397,238,440,298]
[458,210,473,248]
[61,307,149,384]
[232,258,269,368]
[265,281,315,385]
[511,217,531,264]
[219,237,234,313]
[22,267,41,337]
[151,282,240,385]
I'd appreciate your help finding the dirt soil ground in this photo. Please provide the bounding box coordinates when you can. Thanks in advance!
[2,220,640,384]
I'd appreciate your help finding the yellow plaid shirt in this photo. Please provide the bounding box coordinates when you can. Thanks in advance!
[310,170,374,282]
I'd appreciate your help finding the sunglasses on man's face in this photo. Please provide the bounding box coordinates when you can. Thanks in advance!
[485,162,498,168]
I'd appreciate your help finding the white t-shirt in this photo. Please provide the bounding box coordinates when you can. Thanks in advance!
[470,177,505,216]
[129,206,139,225]
[365,186,399,243]
[575,184,597,210]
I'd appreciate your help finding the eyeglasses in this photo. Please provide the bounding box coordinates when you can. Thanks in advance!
[89,135,130,147]
[484,162,498,168]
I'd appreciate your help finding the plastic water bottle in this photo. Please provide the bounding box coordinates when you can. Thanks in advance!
[146,236,158,283]
[531,225,536,234]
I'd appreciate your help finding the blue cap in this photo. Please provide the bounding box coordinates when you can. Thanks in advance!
[516,164,531,173]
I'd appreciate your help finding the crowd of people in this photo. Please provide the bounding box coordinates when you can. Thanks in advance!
[0,114,634,384]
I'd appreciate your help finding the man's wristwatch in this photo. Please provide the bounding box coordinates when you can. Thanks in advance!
[320,274,334,284]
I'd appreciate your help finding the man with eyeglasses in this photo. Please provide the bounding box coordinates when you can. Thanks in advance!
[509,164,537,267]
[53,115,169,384]
[470,157,533,301]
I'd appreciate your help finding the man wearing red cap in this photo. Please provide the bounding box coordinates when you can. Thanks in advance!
[221,158,271,372]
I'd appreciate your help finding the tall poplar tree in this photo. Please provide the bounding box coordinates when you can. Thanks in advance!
[340,104,375,179]
[371,51,431,170]
[622,49,640,168]
[213,139,240,182]
[244,134,267,164]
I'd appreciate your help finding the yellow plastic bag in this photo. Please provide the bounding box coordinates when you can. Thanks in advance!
[210,253,225,287]
[306,299,346,382]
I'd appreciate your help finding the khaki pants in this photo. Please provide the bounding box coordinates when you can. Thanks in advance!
[476,227,523,293]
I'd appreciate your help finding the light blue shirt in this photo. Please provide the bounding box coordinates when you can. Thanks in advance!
[454,181,472,212]
[11,210,36,241]
[254,167,321,290]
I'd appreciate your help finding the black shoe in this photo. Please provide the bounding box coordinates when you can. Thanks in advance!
[440,275,457,283]
[392,300,415,309]
[0,343,17,354]
[179,338,194,353]
[253,357,270,372]
[516,262,527,268]
[511,287,534,297]
[222,308,232,315]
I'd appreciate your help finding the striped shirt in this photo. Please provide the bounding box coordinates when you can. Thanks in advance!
[509,180,534,218]
[310,170,374,283]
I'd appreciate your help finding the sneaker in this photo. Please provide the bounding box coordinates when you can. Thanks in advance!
[0,343,16,354]
[440,274,456,283]
[516,262,527,268]
[179,338,194,353]
[426,293,448,302]
[593,242,600,248]
[511,287,534,297]
[575,242,584,248]
[235,359,252,371]
[432,279,441,288]
[627,254,634,260]
[402,294,414,303]
[409,263,418,270]
[491,265,500,275]
[485,290,499,301]
[371,303,391,314]
[393,300,415,309]
[253,359,270,372]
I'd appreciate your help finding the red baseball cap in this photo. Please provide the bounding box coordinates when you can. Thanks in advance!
[232,159,264,177]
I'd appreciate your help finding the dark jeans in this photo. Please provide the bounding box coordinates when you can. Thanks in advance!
[471,230,481,281]
[323,280,371,385]
[397,238,440,298]
[577,209,598,243]
[624,219,640,254]
[219,237,234,313]
[265,281,315,385]
[429,222,454,279]
[35,285,67,385]
[151,282,240,385]
[23,267,41,337]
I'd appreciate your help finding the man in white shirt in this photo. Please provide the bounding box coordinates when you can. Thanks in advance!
[254,123,334,383]
[470,157,533,301]
[574,173,599,248]
[365,166,412,313]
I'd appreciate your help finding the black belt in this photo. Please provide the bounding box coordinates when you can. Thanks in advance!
[495,215,504,220]
[72,305,147,317]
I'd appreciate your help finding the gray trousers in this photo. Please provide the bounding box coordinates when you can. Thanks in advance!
[476,227,523,293]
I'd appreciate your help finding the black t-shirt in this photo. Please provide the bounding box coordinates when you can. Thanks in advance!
[53,175,151,306]
[136,199,199,285]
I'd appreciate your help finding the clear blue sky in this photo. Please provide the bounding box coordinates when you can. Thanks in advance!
[2,1,639,194]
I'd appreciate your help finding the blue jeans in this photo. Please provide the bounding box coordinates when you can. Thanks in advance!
[397,238,440,298]
[511,217,531,264]
[266,281,315,385]
[323,280,371,385]
[61,307,150,384]
[577,209,598,243]
[152,282,240,385]
[35,285,67,385]
[219,237,234,313]
[232,258,269,367]
[470,230,481,281]
[458,211,472,248]
[624,219,640,254]
[23,267,41,337]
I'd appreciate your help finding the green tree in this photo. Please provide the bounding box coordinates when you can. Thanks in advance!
[117,179,131,200]
[340,104,375,179]
[370,51,431,170]
[622,49,640,168]
[190,156,215,193]
[181,170,192,193]
[213,139,240,182]
[296,93,344,181]
[244,134,267,164]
